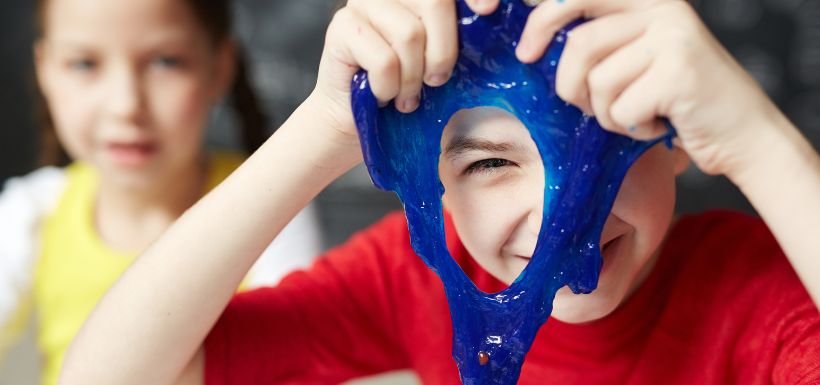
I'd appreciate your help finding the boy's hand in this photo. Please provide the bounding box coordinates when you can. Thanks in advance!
[307,0,499,157]
[310,0,785,182]
[516,0,786,180]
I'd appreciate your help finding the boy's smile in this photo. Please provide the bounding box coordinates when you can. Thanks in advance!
[440,106,689,323]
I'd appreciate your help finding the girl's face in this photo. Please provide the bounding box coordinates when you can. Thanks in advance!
[439,107,689,323]
[35,0,234,189]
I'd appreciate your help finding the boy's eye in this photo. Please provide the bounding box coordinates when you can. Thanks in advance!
[151,56,184,69]
[464,158,514,175]
[68,58,97,72]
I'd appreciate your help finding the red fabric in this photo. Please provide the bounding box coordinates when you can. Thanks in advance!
[205,211,820,384]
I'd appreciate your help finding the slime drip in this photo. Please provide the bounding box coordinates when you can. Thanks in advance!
[350,1,675,384]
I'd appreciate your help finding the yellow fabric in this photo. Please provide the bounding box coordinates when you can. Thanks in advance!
[34,153,245,385]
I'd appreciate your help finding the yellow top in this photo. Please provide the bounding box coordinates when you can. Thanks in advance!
[34,153,245,385]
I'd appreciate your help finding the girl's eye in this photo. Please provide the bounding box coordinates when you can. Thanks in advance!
[68,58,97,72]
[151,56,183,69]
[464,158,513,175]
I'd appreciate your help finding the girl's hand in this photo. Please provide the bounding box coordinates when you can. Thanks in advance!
[516,0,786,180]
[307,0,497,151]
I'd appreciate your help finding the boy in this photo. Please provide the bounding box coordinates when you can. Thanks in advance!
[61,0,820,384]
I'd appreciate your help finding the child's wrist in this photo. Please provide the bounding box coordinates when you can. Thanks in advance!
[726,108,815,192]
[284,94,363,172]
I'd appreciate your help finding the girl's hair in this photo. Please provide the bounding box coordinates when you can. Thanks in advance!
[34,0,268,166]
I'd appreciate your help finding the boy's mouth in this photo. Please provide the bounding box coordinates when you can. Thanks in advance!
[511,234,623,261]
[602,236,620,253]
[600,235,626,269]
[597,234,628,278]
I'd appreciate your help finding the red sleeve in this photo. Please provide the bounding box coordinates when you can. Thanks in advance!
[716,212,820,385]
[204,213,412,384]
[772,300,820,385]
[664,211,820,384]
[767,248,820,384]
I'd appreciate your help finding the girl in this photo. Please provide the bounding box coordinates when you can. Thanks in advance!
[62,0,820,384]
[0,0,321,384]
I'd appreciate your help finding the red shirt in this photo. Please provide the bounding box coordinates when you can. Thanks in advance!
[205,211,820,384]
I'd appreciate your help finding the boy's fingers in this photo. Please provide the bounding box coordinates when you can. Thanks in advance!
[608,62,669,141]
[330,8,401,103]
[516,0,652,63]
[464,0,501,16]
[585,34,653,131]
[360,0,427,112]
[555,11,647,119]
[411,0,459,87]
[629,120,669,142]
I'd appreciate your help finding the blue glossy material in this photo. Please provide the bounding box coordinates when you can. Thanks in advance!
[350,1,674,383]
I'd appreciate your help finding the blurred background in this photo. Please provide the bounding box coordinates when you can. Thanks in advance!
[1,0,818,384]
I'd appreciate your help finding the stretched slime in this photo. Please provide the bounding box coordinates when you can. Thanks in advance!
[350,1,675,383]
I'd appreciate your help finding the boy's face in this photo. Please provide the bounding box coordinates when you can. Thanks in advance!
[439,107,688,323]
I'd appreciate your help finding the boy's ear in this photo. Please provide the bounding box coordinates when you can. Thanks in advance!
[212,38,237,102]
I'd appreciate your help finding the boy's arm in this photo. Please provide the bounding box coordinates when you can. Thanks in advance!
[729,111,820,309]
[58,97,362,385]
[511,0,820,309]
[202,216,413,384]
[60,0,480,381]
[171,349,204,385]
[246,203,323,287]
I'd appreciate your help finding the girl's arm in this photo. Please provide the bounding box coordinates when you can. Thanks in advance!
[58,98,362,385]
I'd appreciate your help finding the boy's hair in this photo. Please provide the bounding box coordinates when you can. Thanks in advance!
[33,0,268,166]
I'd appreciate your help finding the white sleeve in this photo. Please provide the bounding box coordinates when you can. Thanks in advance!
[245,202,324,288]
[0,167,65,356]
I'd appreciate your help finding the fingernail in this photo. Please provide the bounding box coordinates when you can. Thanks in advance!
[401,96,419,112]
[427,73,449,86]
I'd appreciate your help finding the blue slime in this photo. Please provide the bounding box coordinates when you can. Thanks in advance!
[350,1,675,384]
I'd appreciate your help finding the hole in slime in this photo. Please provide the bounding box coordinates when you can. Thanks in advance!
[439,107,543,289]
